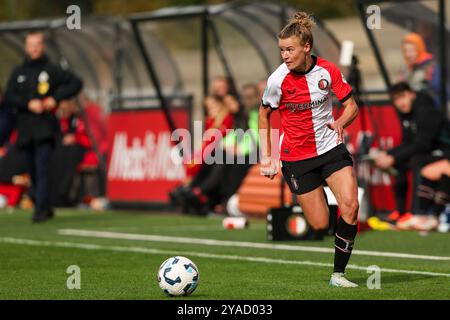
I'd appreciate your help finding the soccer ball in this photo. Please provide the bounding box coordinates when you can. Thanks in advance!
[157,256,199,296]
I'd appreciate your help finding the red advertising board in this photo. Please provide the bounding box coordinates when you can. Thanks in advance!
[107,109,189,203]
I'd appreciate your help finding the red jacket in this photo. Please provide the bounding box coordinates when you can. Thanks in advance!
[185,113,234,177]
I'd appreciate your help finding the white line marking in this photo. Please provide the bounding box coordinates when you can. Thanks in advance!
[1,237,450,278]
[148,225,266,232]
[58,229,450,261]
[99,224,266,232]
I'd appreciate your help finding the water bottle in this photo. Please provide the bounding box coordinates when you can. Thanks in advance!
[222,217,249,230]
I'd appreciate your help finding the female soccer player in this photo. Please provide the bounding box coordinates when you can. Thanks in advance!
[259,12,360,287]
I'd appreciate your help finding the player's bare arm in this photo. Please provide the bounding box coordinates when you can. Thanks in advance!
[327,96,359,143]
[258,104,277,179]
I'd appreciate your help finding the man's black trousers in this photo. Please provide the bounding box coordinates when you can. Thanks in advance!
[24,141,54,215]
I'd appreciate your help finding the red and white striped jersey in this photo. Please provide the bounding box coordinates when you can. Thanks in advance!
[262,55,353,161]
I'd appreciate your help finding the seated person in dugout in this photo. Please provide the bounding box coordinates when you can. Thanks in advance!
[169,95,234,210]
[0,87,28,207]
[414,151,450,231]
[210,76,240,115]
[0,87,16,149]
[0,132,29,205]
[49,99,92,207]
[179,83,260,216]
[373,81,450,228]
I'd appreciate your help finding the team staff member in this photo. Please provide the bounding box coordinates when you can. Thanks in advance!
[259,12,360,287]
[374,82,449,225]
[5,31,82,222]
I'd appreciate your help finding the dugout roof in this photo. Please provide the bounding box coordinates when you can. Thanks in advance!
[0,16,155,110]
[0,1,344,130]
[128,1,342,105]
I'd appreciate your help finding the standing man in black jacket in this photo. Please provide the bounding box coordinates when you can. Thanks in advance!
[374,81,447,223]
[5,31,83,222]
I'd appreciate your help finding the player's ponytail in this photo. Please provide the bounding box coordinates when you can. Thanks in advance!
[278,11,315,48]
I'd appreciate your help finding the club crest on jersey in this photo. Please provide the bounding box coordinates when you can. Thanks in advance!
[37,71,50,95]
[17,75,26,83]
[318,78,329,91]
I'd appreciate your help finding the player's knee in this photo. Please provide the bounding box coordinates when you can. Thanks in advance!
[341,198,359,217]
[420,165,435,180]
[420,166,429,178]
[310,219,329,230]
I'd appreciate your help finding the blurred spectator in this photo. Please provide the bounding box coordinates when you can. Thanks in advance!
[257,79,267,100]
[180,83,260,215]
[0,88,28,209]
[0,87,15,149]
[417,157,450,222]
[75,95,109,201]
[241,83,260,115]
[78,95,108,157]
[211,76,240,114]
[4,31,82,222]
[169,95,233,210]
[373,82,450,226]
[399,32,440,107]
[391,157,450,232]
[49,99,89,207]
[169,77,239,211]
[185,95,234,179]
[0,131,28,208]
[0,129,27,183]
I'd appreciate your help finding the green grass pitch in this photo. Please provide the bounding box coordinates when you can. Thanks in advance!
[1,208,449,300]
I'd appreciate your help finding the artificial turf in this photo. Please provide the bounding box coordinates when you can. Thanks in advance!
[1,208,449,300]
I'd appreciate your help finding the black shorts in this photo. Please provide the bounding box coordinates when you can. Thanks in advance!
[281,144,353,195]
